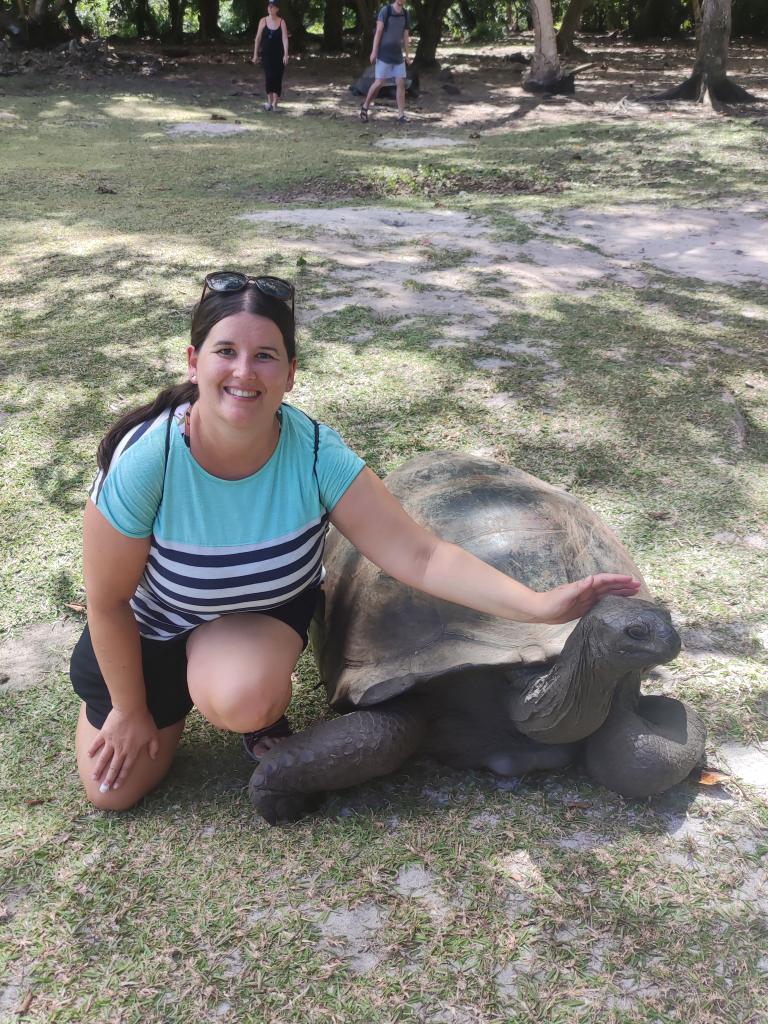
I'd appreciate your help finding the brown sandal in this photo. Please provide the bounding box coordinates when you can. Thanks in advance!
[242,715,293,764]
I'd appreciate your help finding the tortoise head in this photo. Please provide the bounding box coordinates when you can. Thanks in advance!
[579,596,681,671]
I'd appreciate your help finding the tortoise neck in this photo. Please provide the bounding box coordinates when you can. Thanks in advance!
[508,616,625,744]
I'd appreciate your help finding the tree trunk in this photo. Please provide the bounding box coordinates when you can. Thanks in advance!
[647,0,756,103]
[134,0,160,38]
[15,0,68,46]
[691,0,702,43]
[556,0,592,56]
[353,0,377,56]
[410,0,452,68]
[322,0,344,51]
[197,0,220,40]
[526,0,563,88]
[275,0,310,51]
[62,0,87,37]
[166,0,185,42]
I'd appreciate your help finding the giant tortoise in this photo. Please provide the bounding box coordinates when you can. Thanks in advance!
[250,453,706,825]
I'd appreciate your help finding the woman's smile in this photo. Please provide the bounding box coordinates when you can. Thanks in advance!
[224,386,263,400]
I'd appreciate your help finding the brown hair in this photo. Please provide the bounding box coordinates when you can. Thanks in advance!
[96,286,296,472]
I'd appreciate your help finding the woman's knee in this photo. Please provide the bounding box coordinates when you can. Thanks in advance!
[75,708,184,812]
[83,781,146,812]
[192,673,290,732]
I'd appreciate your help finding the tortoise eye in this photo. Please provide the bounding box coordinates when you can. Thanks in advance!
[626,624,650,641]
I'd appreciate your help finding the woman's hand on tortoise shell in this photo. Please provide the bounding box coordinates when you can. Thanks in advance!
[537,574,641,624]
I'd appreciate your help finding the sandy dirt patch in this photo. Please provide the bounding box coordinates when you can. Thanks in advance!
[394,863,453,922]
[0,618,81,691]
[495,947,545,1000]
[239,202,764,374]
[531,206,768,285]
[239,201,765,333]
[717,742,768,795]
[316,902,389,973]
[239,206,646,354]
[166,121,250,136]
[374,135,468,150]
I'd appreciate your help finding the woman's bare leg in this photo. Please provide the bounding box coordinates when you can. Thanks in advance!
[186,612,303,755]
[396,78,406,117]
[76,704,185,811]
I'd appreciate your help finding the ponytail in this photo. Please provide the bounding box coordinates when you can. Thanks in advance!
[96,382,197,473]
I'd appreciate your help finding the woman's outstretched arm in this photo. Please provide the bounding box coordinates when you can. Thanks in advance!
[329,468,640,625]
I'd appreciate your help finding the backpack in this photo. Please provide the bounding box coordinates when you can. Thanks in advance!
[382,4,409,31]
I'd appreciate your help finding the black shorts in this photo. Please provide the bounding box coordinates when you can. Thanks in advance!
[70,587,320,730]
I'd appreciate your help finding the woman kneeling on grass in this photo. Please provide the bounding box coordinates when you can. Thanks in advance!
[71,271,640,811]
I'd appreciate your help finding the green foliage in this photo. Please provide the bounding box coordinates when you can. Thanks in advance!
[581,0,767,38]
[445,0,531,40]
[467,19,504,42]
[30,0,768,46]
[78,0,115,37]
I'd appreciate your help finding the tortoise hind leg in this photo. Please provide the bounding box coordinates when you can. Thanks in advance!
[584,694,706,798]
[249,700,426,825]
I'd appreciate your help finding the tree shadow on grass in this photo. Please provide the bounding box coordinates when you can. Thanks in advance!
[376,118,767,201]
[319,286,766,518]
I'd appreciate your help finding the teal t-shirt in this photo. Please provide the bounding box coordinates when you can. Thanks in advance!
[89,403,365,639]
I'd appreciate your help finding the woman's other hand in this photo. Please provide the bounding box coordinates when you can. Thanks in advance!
[536,574,641,624]
[88,705,160,792]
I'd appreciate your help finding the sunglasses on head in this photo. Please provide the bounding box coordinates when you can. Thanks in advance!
[199,271,295,315]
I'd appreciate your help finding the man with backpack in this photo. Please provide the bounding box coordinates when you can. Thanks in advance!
[359,0,412,124]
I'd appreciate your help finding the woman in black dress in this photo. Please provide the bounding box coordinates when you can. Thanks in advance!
[252,1,289,111]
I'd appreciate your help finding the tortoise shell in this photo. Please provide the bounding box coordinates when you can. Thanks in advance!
[312,452,651,708]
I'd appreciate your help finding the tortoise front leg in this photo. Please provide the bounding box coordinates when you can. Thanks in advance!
[249,700,427,825]
[584,692,706,798]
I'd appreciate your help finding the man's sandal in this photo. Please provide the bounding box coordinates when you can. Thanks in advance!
[243,715,293,764]
[359,105,370,122]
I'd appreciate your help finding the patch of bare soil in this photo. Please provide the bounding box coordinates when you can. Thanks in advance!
[717,742,768,794]
[0,618,81,691]
[522,205,768,284]
[245,36,764,128]
[316,903,389,973]
[167,120,251,136]
[238,202,768,333]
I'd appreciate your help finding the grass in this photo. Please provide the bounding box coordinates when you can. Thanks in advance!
[1,55,767,1023]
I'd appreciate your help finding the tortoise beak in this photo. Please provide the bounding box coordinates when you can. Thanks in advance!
[653,623,682,663]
